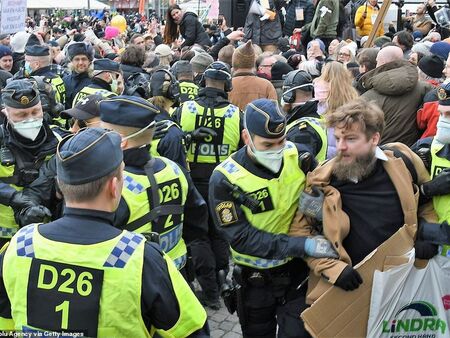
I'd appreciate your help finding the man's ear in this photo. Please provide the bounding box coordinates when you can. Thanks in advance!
[371,131,381,146]
[241,129,250,146]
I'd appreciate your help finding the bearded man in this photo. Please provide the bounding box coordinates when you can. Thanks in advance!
[289,97,439,305]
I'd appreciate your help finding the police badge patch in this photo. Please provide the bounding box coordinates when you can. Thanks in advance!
[215,201,238,226]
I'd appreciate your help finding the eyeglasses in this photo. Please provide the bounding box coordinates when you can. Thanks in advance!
[338,53,351,57]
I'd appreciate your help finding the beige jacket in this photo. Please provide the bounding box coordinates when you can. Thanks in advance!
[289,143,437,304]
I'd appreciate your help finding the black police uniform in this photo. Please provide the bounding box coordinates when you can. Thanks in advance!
[208,99,316,338]
[153,108,189,170]
[0,127,209,335]
[173,85,244,307]
[0,80,68,248]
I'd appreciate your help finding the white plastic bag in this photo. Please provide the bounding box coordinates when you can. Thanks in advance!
[367,252,450,338]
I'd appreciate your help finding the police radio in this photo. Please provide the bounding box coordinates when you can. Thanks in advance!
[0,146,15,166]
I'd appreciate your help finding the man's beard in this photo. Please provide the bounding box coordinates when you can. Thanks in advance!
[333,150,377,182]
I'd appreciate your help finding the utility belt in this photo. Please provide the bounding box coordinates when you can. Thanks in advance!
[237,263,293,289]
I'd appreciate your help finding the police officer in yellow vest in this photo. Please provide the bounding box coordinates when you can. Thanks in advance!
[172,60,199,103]
[413,82,450,258]
[208,99,338,337]
[23,45,66,107]
[0,127,210,336]
[72,58,120,107]
[0,80,67,249]
[148,68,189,169]
[173,61,242,310]
[283,70,328,163]
[99,95,209,274]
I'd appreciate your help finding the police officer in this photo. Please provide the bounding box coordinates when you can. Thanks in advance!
[60,94,103,133]
[63,42,94,108]
[99,95,209,274]
[172,60,199,103]
[413,82,450,257]
[208,99,338,337]
[0,80,68,248]
[283,70,328,163]
[72,58,120,106]
[173,61,242,309]
[0,128,209,336]
[22,45,66,107]
[149,68,189,169]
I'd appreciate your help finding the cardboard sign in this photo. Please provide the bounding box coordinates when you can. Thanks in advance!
[301,224,416,338]
[0,0,27,34]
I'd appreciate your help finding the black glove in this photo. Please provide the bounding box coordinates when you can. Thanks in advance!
[418,220,450,245]
[8,191,36,211]
[334,266,363,291]
[420,168,450,197]
[153,120,171,140]
[186,127,217,144]
[415,146,431,171]
[17,205,52,227]
[414,240,438,259]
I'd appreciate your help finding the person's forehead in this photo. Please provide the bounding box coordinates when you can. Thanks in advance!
[335,122,363,134]
[438,104,450,113]
[0,55,12,60]
[7,104,41,114]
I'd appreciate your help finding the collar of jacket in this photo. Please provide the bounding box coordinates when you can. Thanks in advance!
[91,77,112,91]
[30,65,54,77]
[359,59,417,91]
[197,87,230,106]
[232,71,256,77]
[286,100,319,124]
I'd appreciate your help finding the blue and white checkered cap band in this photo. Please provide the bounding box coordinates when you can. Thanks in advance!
[172,254,187,270]
[300,117,322,128]
[186,101,198,114]
[124,175,145,194]
[0,226,17,238]
[103,232,144,268]
[16,225,35,258]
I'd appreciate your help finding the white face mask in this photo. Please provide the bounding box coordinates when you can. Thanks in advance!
[10,117,43,141]
[436,115,450,144]
[247,133,285,173]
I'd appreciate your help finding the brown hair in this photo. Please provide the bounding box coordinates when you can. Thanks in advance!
[356,48,379,73]
[164,5,181,44]
[327,98,385,139]
[218,45,235,66]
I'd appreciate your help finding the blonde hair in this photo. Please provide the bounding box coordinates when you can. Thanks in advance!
[318,61,359,114]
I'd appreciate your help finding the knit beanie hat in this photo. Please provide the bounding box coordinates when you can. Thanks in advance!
[190,53,214,73]
[430,41,450,59]
[373,35,391,48]
[232,40,256,70]
[10,31,31,54]
[412,42,433,57]
[0,46,12,59]
[418,55,445,78]
[271,61,294,81]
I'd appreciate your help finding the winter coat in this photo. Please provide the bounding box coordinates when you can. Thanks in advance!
[229,72,278,111]
[289,142,437,304]
[283,0,314,36]
[179,12,212,48]
[63,71,92,109]
[354,3,384,38]
[244,0,283,45]
[120,64,150,82]
[360,59,433,146]
[309,0,339,39]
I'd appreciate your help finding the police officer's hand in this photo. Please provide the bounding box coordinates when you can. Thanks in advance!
[304,235,339,259]
[418,220,450,245]
[8,191,36,211]
[334,265,363,291]
[299,186,324,221]
[414,240,439,259]
[420,168,450,197]
[17,205,52,227]
[186,127,217,144]
[153,120,171,140]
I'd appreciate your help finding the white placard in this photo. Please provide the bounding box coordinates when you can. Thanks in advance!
[0,0,27,34]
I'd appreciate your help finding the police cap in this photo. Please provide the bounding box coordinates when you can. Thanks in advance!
[99,95,159,129]
[25,44,50,56]
[93,58,121,72]
[56,128,123,185]
[1,79,40,109]
[437,81,450,106]
[244,99,286,139]
[203,61,231,81]
[61,94,103,121]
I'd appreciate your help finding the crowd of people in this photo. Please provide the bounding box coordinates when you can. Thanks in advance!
[0,0,449,336]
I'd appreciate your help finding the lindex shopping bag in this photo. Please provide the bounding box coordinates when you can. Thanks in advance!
[367,252,450,338]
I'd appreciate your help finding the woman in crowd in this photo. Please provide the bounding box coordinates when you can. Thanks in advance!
[164,4,212,50]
